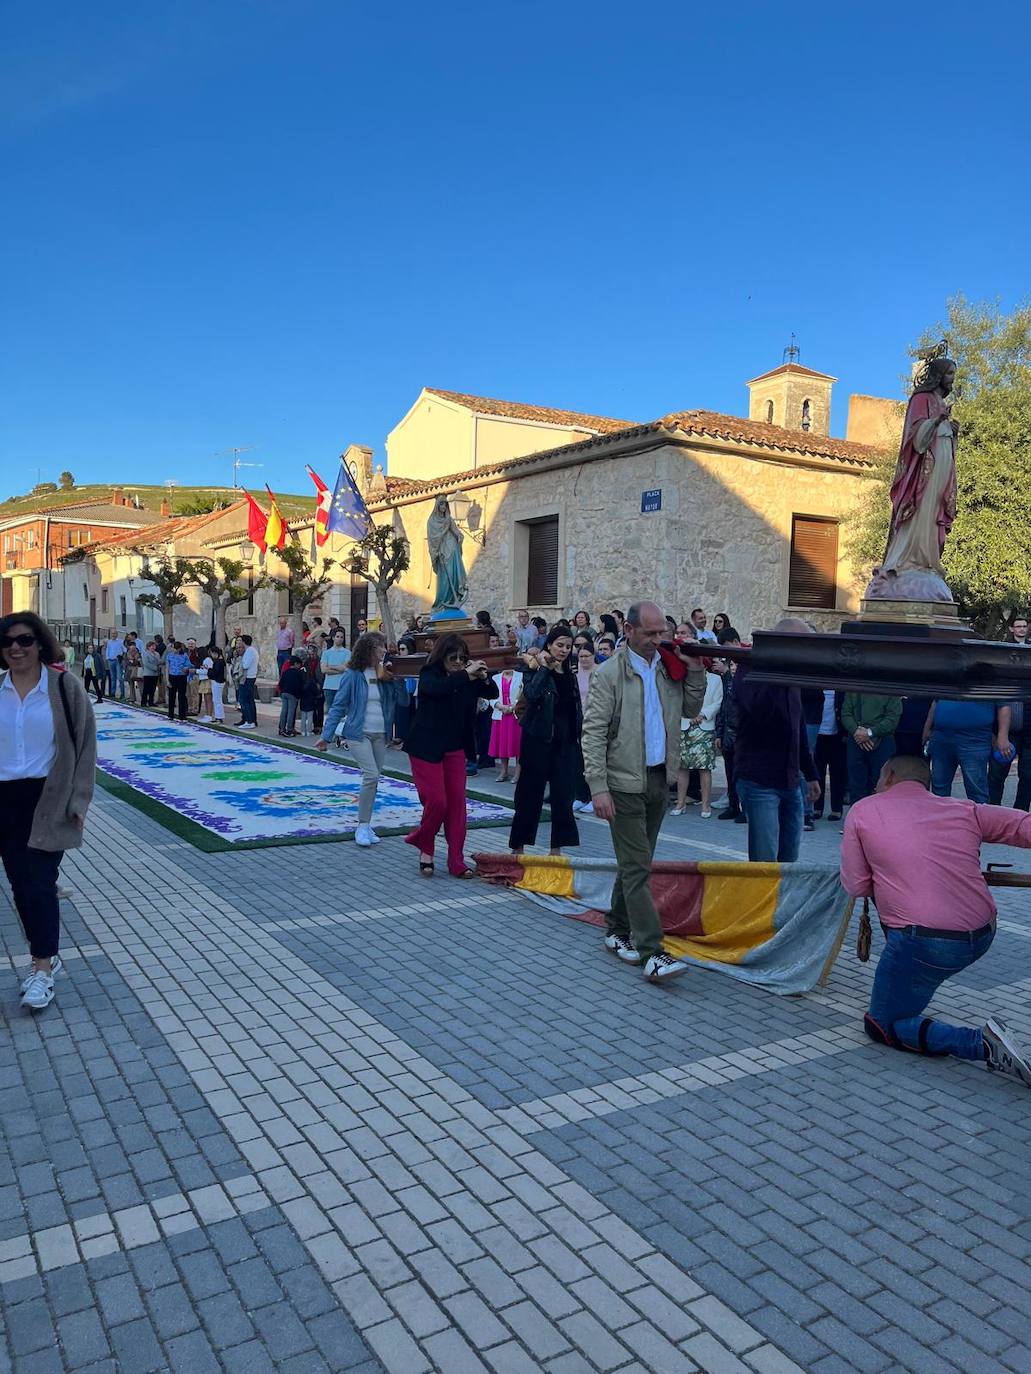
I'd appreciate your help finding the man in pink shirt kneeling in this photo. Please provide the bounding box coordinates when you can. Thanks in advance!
[841,753,1031,1085]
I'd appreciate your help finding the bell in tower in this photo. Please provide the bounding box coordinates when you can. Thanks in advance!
[746,339,836,435]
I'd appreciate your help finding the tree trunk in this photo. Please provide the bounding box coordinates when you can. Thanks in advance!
[376,584,397,647]
[163,606,174,641]
[215,599,229,650]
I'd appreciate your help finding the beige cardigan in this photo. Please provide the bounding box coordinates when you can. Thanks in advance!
[1,666,97,852]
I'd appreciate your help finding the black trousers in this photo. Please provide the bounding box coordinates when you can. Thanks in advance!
[83,670,104,703]
[721,741,739,814]
[813,733,847,815]
[0,779,61,959]
[141,675,158,707]
[510,732,580,850]
[168,675,188,720]
[476,709,492,767]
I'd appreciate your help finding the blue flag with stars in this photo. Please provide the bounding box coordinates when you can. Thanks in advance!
[326,460,372,540]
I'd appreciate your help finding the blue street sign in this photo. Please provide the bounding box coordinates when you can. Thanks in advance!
[641,488,662,513]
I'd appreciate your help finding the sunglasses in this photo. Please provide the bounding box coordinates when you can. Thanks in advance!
[1,633,36,649]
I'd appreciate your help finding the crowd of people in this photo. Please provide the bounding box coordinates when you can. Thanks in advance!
[6,597,1031,1086]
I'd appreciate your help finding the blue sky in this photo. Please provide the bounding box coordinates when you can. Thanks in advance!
[2,1,1027,495]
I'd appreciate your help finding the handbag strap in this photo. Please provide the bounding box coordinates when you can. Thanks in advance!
[57,669,77,753]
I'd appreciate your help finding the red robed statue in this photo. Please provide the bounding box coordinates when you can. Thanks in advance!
[882,355,959,579]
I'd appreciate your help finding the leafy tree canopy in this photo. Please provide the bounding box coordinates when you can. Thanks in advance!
[847,295,1031,634]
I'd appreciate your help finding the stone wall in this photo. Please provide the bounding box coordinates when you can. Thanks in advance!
[379,436,870,637]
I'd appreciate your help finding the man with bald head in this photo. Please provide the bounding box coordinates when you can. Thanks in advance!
[583,600,706,982]
[841,754,1031,1084]
[732,617,820,862]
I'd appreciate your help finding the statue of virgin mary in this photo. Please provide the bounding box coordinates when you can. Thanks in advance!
[427,496,469,611]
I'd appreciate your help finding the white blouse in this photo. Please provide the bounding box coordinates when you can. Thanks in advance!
[0,670,56,781]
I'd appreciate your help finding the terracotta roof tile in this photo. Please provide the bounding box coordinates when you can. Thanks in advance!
[379,406,879,503]
[425,388,634,434]
[65,501,248,558]
[659,409,879,464]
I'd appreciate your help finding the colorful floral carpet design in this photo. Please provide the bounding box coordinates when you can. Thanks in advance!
[93,704,511,849]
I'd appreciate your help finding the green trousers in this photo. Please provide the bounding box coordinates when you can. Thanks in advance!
[606,766,668,965]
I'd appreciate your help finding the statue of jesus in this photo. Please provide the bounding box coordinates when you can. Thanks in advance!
[881,355,959,579]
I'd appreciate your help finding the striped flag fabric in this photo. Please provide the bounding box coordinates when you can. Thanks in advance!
[307,466,332,547]
[472,854,854,995]
[263,485,288,550]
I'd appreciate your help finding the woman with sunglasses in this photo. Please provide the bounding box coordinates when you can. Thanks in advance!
[509,625,582,856]
[403,634,498,877]
[0,612,97,1011]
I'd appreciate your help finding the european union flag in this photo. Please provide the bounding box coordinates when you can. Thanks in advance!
[326,461,372,540]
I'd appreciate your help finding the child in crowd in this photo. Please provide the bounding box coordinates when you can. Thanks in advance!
[299,673,320,736]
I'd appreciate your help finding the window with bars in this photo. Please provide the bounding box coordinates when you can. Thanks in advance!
[525,516,559,606]
[788,515,838,609]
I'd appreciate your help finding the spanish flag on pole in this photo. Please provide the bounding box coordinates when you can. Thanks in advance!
[263,485,288,550]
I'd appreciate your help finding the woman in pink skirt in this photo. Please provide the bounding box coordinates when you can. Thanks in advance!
[489,667,522,782]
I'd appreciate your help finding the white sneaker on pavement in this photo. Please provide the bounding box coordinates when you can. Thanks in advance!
[21,969,56,1010]
[21,954,63,993]
[604,933,641,964]
[984,1017,1031,1087]
[198,715,212,723]
[365,826,381,844]
[355,824,375,847]
[643,952,689,983]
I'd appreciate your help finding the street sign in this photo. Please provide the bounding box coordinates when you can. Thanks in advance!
[641,488,662,513]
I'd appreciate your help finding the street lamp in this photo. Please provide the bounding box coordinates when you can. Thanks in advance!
[449,491,486,546]
[238,540,255,564]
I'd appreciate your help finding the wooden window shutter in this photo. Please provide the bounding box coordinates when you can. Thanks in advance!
[788,516,838,609]
[526,517,559,605]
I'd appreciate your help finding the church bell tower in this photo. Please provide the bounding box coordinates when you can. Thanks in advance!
[746,337,836,435]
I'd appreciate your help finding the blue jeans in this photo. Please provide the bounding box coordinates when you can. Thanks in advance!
[106,658,123,700]
[846,734,896,804]
[929,728,990,804]
[237,679,257,725]
[279,693,299,732]
[867,925,993,1059]
[277,650,291,674]
[736,779,804,862]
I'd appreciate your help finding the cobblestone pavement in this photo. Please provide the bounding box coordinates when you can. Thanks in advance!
[3,773,1031,1374]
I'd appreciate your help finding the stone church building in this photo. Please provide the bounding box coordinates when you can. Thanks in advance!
[372,362,897,636]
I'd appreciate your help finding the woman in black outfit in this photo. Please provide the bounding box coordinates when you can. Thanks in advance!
[510,625,581,855]
[404,634,498,878]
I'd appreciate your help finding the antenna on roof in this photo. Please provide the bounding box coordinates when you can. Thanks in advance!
[783,333,800,365]
[214,445,262,489]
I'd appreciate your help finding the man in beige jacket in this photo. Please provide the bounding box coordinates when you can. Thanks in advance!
[582,601,705,982]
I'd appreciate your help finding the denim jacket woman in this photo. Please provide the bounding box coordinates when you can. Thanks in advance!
[319,666,403,742]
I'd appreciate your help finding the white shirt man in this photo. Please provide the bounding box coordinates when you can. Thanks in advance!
[691,610,717,644]
[104,634,124,662]
[627,647,666,766]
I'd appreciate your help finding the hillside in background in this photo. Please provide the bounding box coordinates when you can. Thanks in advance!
[0,482,315,518]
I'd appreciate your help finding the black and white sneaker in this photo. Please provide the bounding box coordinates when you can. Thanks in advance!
[984,1017,1031,1087]
[604,933,641,964]
[643,952,689,983]
[21,954,63,994]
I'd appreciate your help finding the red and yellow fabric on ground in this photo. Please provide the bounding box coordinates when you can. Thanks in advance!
[473,853,853,995]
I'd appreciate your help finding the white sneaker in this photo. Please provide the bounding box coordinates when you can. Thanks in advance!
[21,955,63,993]
[237,722,256,730]
[21,969,55,1010]
[700,809,712,819]
[365,826,381,844]
[355,824,375,847]
[604,933,641,964]
[198,715,212,723]
[984,1017,1031,1087]
[643,952,689,983]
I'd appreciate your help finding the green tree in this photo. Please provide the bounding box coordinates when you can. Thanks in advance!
[175,494,227,516]
[847,296,1031,635]
[136,557,193,640]
[344,524,410,646]
[58,470,75,490]
[267,543,335,643]
[185,557,263,648]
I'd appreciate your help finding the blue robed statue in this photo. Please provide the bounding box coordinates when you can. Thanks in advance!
[427,495,469,611]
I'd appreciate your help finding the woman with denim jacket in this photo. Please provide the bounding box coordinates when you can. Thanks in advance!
[316,632,401,847]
